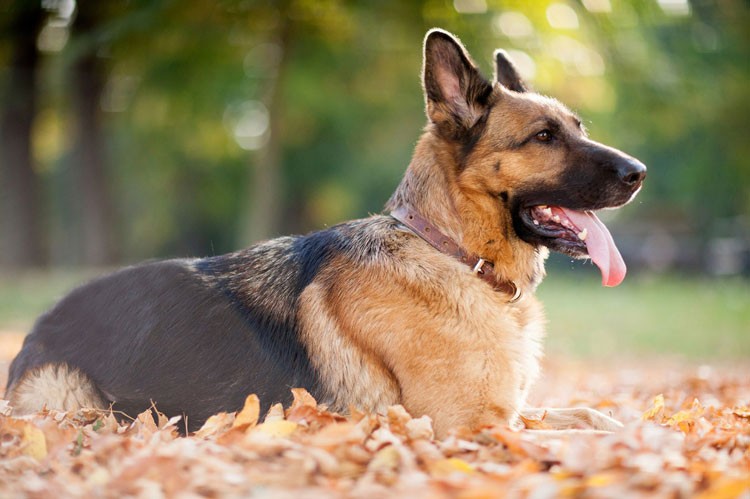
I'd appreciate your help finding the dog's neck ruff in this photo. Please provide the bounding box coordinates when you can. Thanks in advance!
[391,205,522,303]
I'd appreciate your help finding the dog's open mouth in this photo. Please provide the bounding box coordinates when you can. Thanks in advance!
[522,205,626,287]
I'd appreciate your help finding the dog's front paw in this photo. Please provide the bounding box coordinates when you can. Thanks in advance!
[522,407,624,432]
[578,407,624,432]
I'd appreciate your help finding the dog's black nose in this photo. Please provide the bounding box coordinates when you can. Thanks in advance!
[617,158,647,186]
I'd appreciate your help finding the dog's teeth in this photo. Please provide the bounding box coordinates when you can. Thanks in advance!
[577,228,588,241]
[540,207,552,218]
[552,215,561,223]
[533,220,539,226]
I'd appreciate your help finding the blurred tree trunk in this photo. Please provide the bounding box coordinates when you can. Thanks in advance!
[241,19,292,244]
[69,4,117,265]
[0,2,45,269]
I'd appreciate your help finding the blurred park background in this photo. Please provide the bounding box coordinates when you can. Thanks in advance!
[0,0,748,361]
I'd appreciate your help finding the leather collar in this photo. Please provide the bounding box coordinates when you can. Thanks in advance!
[390,205,522,302]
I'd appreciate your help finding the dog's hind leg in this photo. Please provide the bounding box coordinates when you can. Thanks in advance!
[6,363,107,415]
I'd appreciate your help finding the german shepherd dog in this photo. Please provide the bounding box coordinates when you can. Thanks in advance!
[6,30,645,437]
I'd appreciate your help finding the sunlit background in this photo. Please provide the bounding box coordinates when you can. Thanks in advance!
[0,0,748,359]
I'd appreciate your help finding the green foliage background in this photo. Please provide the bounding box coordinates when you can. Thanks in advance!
[3,0,750,265]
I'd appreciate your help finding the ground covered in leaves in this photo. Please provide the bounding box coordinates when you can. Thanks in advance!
[1,359,749,498]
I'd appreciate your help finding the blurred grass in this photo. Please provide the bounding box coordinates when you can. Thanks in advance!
[0,270,100,332]
[0,269,748,360]
[539,271,750,360]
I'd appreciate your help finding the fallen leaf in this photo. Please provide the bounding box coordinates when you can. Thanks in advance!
[1,418,49,460]
[0,358,748,497]
[253,420,298,438]
[165,415,183,429]
[405,415,434,441]
[304,421,358,449]
[696,477,750,499]
[21,423,47,460]
[289,388,317,411]
[386,405,412,436]
[584,472,617,487]
[642,394,666,422]
[195,412,235,438]
[264,403,285,423]
[286,404,344,427]
[429,457,474,477]
[368,445,400,472]
[664,398,704,434]
[232,394,260,430]
[134,408,159,435]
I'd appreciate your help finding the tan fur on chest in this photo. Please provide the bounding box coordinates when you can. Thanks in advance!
[298,239,545,438]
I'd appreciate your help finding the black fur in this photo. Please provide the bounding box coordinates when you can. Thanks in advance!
[513,140,646,213]
[6,218,404,432]
[494,50,527,92]
[6,230,359,431]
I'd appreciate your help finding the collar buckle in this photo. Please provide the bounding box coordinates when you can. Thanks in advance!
[472,258,487,274]
[391,205,523,303]
[507,282,522,303]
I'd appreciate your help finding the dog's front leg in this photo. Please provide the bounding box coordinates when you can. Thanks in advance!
[520,407,623,432]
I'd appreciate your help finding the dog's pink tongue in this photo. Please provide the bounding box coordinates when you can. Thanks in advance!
[556,208,627,287]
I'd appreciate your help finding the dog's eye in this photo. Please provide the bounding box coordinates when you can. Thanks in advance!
[535,130,553,142]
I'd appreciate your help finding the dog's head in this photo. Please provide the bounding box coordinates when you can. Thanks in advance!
[422,29,646,286]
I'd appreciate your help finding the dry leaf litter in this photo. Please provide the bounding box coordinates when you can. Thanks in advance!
[0,360,748,498]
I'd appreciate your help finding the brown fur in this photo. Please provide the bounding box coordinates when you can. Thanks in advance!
[293,226,546,436]
[322,30,636,435]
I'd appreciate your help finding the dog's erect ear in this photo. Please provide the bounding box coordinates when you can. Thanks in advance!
[494,50,527,93]
[422,29,493,137]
